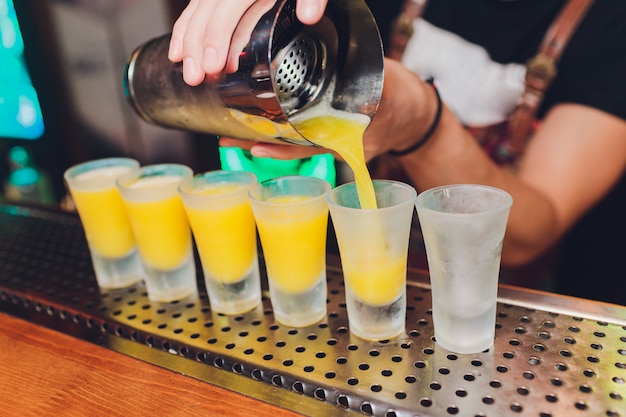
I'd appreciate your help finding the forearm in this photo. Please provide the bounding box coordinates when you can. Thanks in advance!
[387,85,559,266]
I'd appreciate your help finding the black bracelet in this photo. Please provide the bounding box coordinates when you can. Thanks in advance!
[389,81,442,156]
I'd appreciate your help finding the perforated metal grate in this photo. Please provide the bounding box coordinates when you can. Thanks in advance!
[1,203,625,417]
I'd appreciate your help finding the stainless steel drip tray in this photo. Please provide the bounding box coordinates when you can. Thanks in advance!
[1,203,625,417]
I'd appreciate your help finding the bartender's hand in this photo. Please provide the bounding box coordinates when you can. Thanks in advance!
[168,0,328,86]
[221,59,436,163]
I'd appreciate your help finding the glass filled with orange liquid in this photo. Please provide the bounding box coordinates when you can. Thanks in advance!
[179,170,261,314]
[64,158,144,289]
[328,180,416,340]
[249,175,331,327]
[116,164,197,302]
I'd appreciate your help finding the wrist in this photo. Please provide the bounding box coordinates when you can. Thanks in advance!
[389,79,442,156]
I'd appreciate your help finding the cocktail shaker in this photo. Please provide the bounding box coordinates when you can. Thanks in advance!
[123,0,383,146]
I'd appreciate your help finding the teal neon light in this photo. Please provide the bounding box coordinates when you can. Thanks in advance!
[0,0,44,140]
[219,147,336,186]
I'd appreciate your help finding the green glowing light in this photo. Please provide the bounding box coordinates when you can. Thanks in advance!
[219,147,336,186]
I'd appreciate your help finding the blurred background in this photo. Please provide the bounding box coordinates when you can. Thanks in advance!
[0,0,220,206]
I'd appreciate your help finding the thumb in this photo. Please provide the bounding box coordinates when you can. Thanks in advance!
[296,0,327,24]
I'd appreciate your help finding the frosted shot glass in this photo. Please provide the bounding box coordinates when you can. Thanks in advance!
[328,180,416,340]
[415,184,512,354]
[64,158,143,289]
[249,175,332,327]
[179,170,261,315]
[117,164,197,302]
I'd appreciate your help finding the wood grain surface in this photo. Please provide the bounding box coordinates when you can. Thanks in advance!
[0,313,304,417]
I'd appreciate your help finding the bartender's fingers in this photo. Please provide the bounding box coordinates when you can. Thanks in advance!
[169,0,198,62]
[219,138,337,160]
[226,0,276,74]
[196,0,258,77]
[176,0,257,85]
[219,138,255,151]
[170,0,211,85]
[170,0,328,86]
[296,0,328,24]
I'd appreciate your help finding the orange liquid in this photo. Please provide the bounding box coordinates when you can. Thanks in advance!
[70,166,136,258]
[123,176,191,270]
[343,253,407,306]
[183,184,257,283]
[294,115,377,209]
[296,111,410,306]
[255,195,328,293]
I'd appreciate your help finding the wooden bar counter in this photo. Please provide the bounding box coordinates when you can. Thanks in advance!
[0,313,307,417]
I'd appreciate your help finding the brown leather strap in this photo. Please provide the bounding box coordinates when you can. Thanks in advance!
[508,0,595,155]
[388,0,595,158]
[540,0,595,61]
[388,0,427,60]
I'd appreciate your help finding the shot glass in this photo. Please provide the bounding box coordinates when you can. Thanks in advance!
[179,170,261,315]
[328,180,416,340]
[415,184,512,354]
[249,175,331,327]
[64,158,143,289]
[117,164,197,302]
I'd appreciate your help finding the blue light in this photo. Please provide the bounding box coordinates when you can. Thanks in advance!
[0,0,45,140]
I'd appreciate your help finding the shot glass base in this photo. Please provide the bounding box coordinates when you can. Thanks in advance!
[270,274,327,328]
[435,338,494,355]
[143,255,198,303]
[347,290,406,341]
[204,263,262,315]
[90,247,144,290]
[432,301,497,354]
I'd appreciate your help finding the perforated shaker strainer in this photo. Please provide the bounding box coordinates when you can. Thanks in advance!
[124,0,383,146]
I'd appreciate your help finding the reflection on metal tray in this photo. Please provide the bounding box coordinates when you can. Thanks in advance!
[1,203,625,417]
